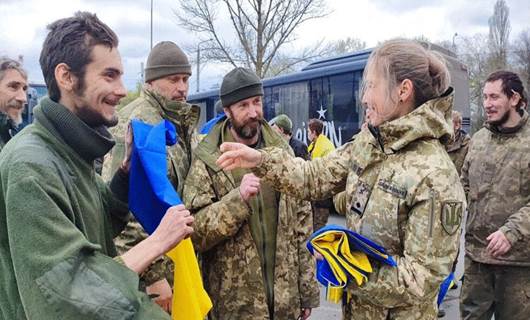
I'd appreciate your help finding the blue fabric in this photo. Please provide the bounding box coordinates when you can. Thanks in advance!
[128,119,181,234]
[306,224,397,288]
[199,113,226,134]
[437,272,455,306]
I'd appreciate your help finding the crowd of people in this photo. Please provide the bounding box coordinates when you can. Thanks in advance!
[0,11,528,320]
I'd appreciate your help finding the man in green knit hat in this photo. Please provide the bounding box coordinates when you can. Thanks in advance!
[102,40,200,314]
[183,67,319,320]
[0,12,194,319]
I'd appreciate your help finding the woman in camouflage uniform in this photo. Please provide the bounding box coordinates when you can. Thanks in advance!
[216,39,466,320]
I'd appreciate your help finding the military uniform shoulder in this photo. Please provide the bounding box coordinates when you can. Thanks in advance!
[470,127,490,141]
[405,139,454,171]
[125,98,162,124]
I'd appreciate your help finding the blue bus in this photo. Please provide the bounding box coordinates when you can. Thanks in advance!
[24,83,48,126]
[188,44,470,147]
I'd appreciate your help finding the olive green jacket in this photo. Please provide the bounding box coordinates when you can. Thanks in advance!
[0,98,169,319]
[462,110,530,266]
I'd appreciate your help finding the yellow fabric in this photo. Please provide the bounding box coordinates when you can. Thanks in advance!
[311,231,372,286]
[326,286,344,304]
[308,134,335,159]
[166,238,212,320]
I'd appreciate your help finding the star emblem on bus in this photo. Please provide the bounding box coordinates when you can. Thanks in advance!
[317,105,327,119]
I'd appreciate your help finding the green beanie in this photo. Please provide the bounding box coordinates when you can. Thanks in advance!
[145,41,191,82]
[220,67,263,108]
[269,114,292,133]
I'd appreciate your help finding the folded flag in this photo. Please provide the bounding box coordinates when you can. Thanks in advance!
[306,225,397,303]
[199,112,226,134]
[129,119,212,320]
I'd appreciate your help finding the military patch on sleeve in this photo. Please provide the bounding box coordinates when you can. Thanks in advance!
[441,201,463,235]
[349,181,371,217]
[351,161,363,176]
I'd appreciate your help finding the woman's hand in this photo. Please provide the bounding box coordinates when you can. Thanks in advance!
[217,142,263,170]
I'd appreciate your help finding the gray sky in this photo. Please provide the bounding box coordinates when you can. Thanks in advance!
[1,0,528,91]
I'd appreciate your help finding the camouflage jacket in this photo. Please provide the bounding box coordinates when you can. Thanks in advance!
[253,91,466,319]
[183,119,319,320]
[462,110,530,266]
[102,88,201,287]
[445,129,470,175]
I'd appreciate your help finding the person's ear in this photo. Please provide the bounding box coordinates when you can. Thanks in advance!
[223,107,231,119]
[54,63,77,93]
[398,79,414,104]
[509,90,521,109]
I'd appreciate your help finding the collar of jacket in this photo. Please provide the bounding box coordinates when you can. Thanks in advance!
[194,118,291,173]
[0,112,16,141]
[33,97,115,162]
[370,87,454,154]
[484,108,529,135]
[141,88,200,137]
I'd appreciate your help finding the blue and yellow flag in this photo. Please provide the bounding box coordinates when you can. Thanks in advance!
[306,225,397,303]
[129,119,212,320]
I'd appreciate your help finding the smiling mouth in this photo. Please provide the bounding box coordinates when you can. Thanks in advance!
[103,98,119,106]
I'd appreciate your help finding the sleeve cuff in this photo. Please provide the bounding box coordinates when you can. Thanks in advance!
[113,255,126,266]
[499,226,520,245]
[252,149,272,178]
[109,167,129,203]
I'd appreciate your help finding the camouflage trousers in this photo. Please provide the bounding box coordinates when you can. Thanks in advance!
[342,293,438,320]
[460,256,530,320]
[313,207,330,231]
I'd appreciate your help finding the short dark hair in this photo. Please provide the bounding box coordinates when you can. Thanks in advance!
[308,118,324,135]
[485,71,527,110]
[39,12,118,102]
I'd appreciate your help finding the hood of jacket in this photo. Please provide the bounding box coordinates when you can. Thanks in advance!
[371,88,454,154]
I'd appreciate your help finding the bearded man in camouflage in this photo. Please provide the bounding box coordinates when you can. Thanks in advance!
[102,41,200,313]
[183,67,319,320]
[460,70,530,320]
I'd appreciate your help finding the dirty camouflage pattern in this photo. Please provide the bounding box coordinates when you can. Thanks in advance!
[252,91,466,319]
[183,119,319,320]
[460,256,530,320]
[461,110,530,266]
[102,88,201,287]
[445,129,471,175]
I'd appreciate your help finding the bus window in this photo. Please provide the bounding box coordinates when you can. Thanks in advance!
[268,82,310,144]
[327,73,356,145]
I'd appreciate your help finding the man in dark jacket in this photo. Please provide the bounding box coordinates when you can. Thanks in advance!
[0,12,193,320]
[0,57,27,150]
[270,113,309,160]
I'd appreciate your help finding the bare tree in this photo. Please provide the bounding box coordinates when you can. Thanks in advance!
[488,0,511,70]
[459,34,491,133]
[512,29,530,99]
[324,37,366,56]
[175,0,328,78]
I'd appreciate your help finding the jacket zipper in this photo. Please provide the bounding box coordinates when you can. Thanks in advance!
[429,189,435,237]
